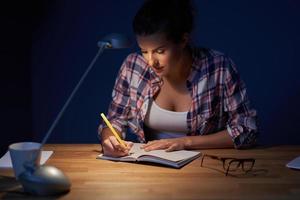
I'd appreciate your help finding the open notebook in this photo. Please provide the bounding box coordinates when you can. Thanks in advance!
[98,143,201,168]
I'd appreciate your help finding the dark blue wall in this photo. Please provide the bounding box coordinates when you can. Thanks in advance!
[30,1,142,144]
[1,0,300,154]
[1,1,37,156]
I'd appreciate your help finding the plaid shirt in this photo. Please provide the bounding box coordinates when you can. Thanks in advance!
[99,47,258,149]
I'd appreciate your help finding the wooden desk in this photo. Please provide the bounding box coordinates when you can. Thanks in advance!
[1,144,300,199]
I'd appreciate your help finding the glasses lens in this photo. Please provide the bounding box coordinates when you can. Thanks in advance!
[242,160,254,171]
[226,160,241,171]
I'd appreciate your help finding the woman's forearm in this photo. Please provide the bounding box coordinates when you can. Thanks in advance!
[184,130,234,149]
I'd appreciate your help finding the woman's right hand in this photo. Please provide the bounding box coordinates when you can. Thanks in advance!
[101,129,133,157]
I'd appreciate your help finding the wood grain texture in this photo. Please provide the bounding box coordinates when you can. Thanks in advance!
[1,144,300,200]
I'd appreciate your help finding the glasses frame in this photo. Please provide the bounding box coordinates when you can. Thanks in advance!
[201,154,255,176]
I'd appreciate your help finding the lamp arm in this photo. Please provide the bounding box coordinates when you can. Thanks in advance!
[40,44,107,147]
[16,34,130,196]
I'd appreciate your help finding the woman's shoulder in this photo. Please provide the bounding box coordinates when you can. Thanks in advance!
[191,47,234,70]
[119,52,154,84]
[191,46,229,61]
[188,47,238,83]
[123,52,147,67]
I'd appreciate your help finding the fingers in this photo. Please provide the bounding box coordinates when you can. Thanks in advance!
[102,136,131,157]
[140,140,155,149]
[141,140,161,149]
[142,139,185,152]
[109,136,127,151]
[125,141,134,149]
[142,140,170,151]
[165,143,179,152]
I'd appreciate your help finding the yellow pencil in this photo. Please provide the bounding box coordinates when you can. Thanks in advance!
[100,113,127,148]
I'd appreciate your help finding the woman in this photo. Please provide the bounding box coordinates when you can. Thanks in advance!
[99,0,258,157]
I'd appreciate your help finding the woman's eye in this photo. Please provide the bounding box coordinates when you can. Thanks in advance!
[156,49,165,54]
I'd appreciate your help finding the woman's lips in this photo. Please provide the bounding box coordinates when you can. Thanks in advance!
[153,65,163,70]
[153,66,164,73]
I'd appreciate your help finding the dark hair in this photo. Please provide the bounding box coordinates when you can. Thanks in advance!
[133,0,195,43]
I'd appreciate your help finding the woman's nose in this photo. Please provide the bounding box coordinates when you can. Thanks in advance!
[147,54,158,67]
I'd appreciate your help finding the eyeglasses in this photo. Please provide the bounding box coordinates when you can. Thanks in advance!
[200,154,255,176]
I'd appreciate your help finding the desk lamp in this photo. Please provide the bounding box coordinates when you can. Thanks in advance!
[17,33,131,196]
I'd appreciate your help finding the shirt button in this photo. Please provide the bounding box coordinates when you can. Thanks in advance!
[142,102,148,113]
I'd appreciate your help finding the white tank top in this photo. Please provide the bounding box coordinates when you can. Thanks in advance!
[144,100,188,140]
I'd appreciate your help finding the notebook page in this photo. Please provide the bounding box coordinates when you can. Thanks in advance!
[130,143,200,162]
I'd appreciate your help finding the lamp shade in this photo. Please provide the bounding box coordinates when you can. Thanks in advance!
[97,33,131,49]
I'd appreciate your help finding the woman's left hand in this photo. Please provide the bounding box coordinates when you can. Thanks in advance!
[141,138,190,152]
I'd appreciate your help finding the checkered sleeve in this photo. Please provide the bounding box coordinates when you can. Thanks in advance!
[98,55,132,140]
[223,57,258,149]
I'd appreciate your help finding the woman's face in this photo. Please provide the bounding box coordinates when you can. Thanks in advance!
[136,32,186,77]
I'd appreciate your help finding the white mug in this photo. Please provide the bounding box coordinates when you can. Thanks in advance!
[9,142,41,178]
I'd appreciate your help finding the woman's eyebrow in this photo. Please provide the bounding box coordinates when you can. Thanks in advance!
[140,44,167,52]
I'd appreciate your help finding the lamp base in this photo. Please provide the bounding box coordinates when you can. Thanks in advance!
[18,165,71,196]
